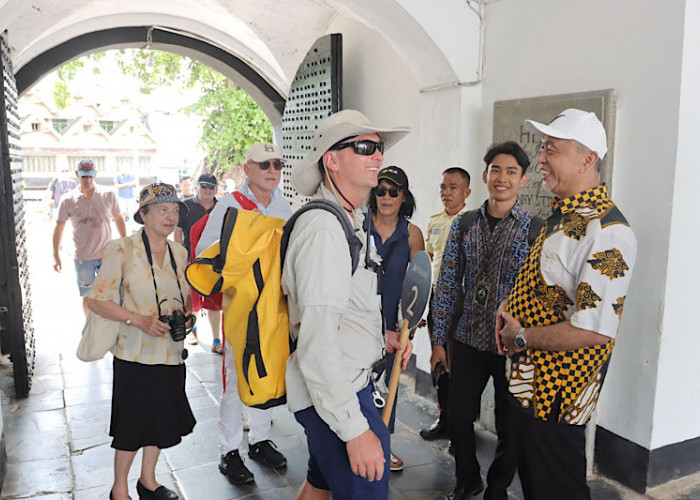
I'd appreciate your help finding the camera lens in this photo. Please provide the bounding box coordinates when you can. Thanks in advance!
[168,311,188,342]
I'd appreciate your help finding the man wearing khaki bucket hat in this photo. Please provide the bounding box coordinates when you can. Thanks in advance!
[282,109,413,499]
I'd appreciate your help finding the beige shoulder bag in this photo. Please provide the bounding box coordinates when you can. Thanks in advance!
[76,237,133,362]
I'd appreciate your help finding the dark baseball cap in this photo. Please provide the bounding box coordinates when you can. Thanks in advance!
[377,166,409,189]
[77,159,96,177]
[197,173,217,187]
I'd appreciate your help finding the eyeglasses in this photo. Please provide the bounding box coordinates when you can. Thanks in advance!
[331,140,384,156]
[376,186,400,198]
[258,160,285,171]
[198,182,217,190]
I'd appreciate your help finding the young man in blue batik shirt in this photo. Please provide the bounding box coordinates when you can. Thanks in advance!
[432,141,540,500]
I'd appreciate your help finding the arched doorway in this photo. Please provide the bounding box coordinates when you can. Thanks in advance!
[0,0,461,397]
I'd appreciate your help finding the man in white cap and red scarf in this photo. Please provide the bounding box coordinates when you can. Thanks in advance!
[282,110,412,499]
[195,143,292,486]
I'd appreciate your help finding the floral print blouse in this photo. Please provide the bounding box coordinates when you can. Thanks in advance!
[89,228,190,365]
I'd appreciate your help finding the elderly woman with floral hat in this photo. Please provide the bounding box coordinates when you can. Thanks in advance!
[87,183,196,500]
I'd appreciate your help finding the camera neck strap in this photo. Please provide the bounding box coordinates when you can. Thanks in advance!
[141,229,186,317]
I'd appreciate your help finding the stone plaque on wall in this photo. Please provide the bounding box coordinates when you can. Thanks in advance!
[493,90,617,218]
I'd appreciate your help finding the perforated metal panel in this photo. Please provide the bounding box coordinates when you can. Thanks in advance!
[281,34,342,210]
[0,34,35,397]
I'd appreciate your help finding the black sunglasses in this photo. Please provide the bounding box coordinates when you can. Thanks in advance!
[198,182,217,190]
[376,186,401,198]
[331,139,384,156]
[258,159,285,171]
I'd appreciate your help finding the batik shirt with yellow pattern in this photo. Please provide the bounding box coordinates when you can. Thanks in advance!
[506,184,636,425]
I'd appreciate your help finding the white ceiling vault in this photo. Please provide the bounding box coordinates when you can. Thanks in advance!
[0,0,462,122]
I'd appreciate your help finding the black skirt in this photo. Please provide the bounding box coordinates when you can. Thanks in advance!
[110,357,196,451]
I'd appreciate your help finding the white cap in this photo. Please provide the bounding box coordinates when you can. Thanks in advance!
[245,142,283,163]
[524,108,608,160]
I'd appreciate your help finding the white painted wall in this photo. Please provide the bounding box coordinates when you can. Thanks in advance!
[396,0,482,83]
[651,0,700,450]
[480,0,687,450]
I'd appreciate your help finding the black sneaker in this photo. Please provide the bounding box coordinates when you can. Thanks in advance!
[219,450,254,485]
[248,439,287,469]
[444,480,484,500]
[419,418,448,440]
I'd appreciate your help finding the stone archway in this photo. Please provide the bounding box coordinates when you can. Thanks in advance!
[15,26,286,125]
[1,0,466,399]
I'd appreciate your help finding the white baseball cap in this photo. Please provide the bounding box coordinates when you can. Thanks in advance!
[245,142,283,163]
[291,109,411,196]
[524,108,608,160]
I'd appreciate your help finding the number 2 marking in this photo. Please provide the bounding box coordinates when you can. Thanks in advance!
[406,285,418,316]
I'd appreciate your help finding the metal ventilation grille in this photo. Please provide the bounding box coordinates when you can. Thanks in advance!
[281,34,342,211]
[1,34,35,397]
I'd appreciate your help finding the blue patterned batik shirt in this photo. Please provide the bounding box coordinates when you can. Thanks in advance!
[432,200,537,353]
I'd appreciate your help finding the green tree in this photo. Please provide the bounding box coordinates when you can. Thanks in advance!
[53,53,105,108]
[115,49,273,173]
[53,60,84,109]
[184,83,273,170]
[115,50,186,95]
[53,49,273,174]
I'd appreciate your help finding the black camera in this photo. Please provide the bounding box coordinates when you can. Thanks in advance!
[159,310,194,342]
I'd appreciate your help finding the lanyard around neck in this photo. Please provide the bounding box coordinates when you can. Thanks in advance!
[478,213,512,275]
[141,230,186,317]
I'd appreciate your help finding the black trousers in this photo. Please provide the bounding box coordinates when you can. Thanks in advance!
[448,341,515,499]
[513,409,590,500]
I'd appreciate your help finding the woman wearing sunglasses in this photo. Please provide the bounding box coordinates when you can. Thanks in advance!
[364,165,425,472]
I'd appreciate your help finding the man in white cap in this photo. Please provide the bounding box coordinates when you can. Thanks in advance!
[196,143,291,486]
[496,109,637,498]
[282,109,412,499]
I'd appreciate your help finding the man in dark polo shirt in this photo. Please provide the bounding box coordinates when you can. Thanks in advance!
[174,173,222,352]
[497,109,637,499]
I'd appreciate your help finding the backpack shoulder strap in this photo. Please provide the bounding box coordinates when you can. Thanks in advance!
[233,191,259,211]
[281,199,362,275]
[189,206,239,275]
[188,213,211,260]
[528,215,545,246]
[454,209,478,285]
[213,207,238,273]
[458,209,478,237]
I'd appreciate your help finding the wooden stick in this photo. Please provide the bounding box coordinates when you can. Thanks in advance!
[382,318,410,426]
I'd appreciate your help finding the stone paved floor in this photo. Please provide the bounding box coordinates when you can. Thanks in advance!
[1,199,699,499]
[0,344,650,500]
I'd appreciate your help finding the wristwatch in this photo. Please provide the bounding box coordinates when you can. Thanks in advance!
[125,314,133,326]
[514,327,527,350]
